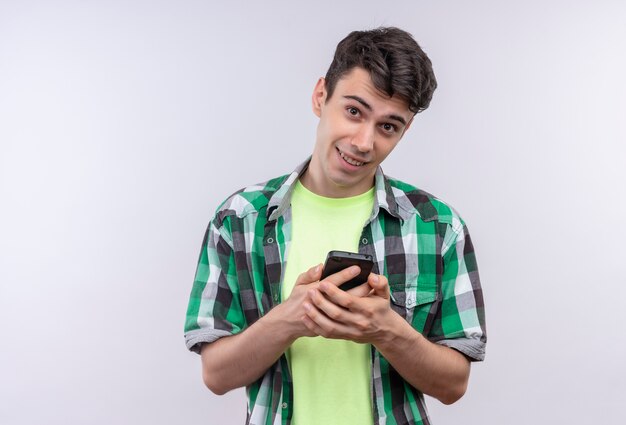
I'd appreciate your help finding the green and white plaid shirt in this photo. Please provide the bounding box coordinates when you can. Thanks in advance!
[185,159,486,425]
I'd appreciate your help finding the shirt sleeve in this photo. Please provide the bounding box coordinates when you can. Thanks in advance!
[184,215,246,354]
[428,221,487,361]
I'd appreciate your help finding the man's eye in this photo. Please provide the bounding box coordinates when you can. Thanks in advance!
[348,107,359,116]
[382,123,396,133]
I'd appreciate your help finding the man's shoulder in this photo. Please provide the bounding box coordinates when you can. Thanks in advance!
[385,175,465,228]
[212,173,291,226]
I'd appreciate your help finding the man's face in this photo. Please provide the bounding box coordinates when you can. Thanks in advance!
[304,67,414,198]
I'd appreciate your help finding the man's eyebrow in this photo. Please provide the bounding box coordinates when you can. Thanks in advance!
[343,95,407,126]
[344,95,372,111]
[387,114,407,126]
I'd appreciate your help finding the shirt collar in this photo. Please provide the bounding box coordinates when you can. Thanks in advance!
[267,158,417,222]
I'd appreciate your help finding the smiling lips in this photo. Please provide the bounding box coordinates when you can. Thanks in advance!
[337,147,367,167]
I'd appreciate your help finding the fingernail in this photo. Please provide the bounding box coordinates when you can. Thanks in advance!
[352,266,360,275]
[372,275,379,283]
[303,303,311,311]
[315,264,321,273]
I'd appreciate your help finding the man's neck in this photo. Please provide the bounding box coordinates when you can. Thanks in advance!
[300,158,375,199]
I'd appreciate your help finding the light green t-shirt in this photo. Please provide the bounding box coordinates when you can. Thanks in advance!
[282,180,375,425]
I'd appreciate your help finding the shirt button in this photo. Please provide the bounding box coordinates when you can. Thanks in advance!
[361,238,368,245]
[266,237,274,244]
[273,294,279,302]
[282,402,288,409]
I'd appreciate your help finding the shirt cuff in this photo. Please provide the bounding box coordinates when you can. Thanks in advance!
[185,328,233,354]
[435,338,486,362]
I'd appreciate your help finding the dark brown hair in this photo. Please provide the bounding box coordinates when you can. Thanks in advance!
[324,27,437,114]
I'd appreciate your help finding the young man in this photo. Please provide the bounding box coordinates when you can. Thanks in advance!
[184,27,486,425]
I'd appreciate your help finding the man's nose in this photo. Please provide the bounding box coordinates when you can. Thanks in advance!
[351,125,375,153]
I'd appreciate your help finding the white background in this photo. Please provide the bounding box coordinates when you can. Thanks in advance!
[1,1,625,424]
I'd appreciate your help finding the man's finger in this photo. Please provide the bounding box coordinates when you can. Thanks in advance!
[321,265,361,287]
[304,301,358,340]
[346,282,372,297]
[295,263,323,286]
[317,281,362,312]
[367,273,390,299]
[308,287,351,320]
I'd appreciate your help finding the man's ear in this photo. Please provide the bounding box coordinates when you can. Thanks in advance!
[312,77,327,118]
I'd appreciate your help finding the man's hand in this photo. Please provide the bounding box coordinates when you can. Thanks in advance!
[276,264,323,340]
[302,270,399,345]
[280,264,375,341]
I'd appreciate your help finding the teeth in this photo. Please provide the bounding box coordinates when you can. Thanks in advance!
[339,150,364,166]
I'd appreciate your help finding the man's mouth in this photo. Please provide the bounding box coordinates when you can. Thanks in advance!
[337,148,367,167]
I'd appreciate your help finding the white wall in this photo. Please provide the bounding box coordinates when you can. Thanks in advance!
[1,1,625,424]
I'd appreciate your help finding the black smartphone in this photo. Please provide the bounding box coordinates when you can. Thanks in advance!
[320,250,374,290]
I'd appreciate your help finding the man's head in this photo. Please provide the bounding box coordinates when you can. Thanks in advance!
[324,27,437,115]
[302,27,437,198]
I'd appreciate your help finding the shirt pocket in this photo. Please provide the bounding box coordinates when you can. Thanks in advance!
[389,274,439,333]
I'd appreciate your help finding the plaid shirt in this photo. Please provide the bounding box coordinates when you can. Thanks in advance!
[185,159,486,425]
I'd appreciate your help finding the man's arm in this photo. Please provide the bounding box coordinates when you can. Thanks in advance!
[200,265,369,394]
[375,308,470,405]
[302,274,470,404]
